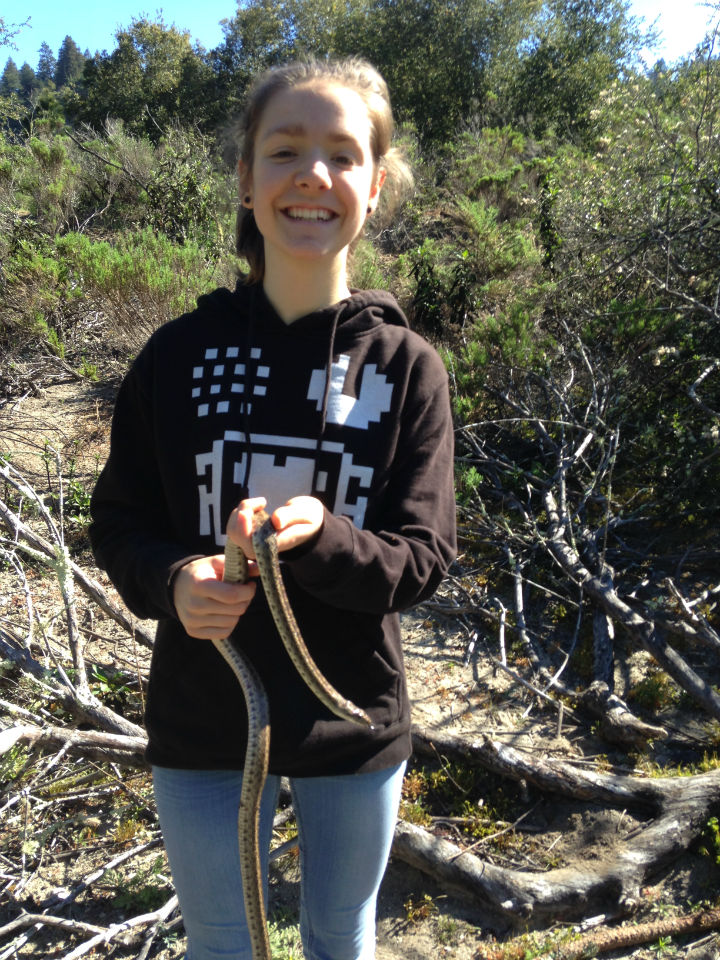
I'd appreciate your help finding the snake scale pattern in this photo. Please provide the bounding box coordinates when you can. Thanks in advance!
[213,510,373,960]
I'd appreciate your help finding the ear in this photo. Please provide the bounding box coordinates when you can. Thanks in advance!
[238,159,253,207]
[367,167,386,215]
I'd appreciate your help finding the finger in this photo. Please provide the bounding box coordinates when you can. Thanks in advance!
[212,579,258,604]
[226,498,267,555]
[184,615,242,641]
[272,497,324,550]
[176,573,256,617]
[238,497,268,535]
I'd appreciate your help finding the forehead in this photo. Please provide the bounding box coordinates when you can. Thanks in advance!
[257,82,374,148]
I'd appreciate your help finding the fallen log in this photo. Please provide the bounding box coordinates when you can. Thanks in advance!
[476,905,720,959]
[399,730,720,923]
[577,681,667,749]
[0,723,148,767]
[392,773,719,925]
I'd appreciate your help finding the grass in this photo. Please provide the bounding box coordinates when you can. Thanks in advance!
[268,909,303,959]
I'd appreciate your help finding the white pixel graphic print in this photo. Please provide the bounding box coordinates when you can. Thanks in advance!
[194,349,395,547]
[192,346,268,417]
[308,355,393,428]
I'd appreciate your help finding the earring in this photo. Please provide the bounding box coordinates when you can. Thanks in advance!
[367,205,372,214]
[243,194,252,206]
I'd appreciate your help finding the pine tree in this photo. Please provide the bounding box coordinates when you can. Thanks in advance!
[36,41,57,86]
[55,35,86,87]
[18,61,37,97]
[1,57,20,94]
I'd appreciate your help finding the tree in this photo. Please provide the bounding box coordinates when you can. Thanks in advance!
[55,35,86,88]
[504,0,647,142]
[346,0,504,143]
[213,0,531,145]
[0,57,20,95]
[36,41,57,87]
[210,0,296,117]
[18,62,38,98]
[81,17,214,136]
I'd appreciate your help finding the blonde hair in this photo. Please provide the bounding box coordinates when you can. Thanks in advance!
[235,56,413,284]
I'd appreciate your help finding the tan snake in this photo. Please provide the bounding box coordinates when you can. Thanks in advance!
[213,510,373,960]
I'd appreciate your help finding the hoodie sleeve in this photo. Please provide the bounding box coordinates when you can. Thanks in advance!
[286,369,457,615]
[89,350,197,621]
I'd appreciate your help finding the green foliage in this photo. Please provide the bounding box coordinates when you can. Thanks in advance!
[505,0,647,143]
[0,229,83,350]
[0,742,30,788]
[441,127,529,215]
[79,17,216,138]
[55,36,86,89]
[57,228,228,329]
[456,464,485,505]
[268,910,304,959]
[402,761,526,841]
[0,122,235,360]
[540,55,720,524]
[629,670,680,712]
[349,238,392,291]
[351,0,500,144]
[1,57,20,94]
[36,42,57,87]
[141,126,229,250]
[698,816,720,866]
[109,855,169,911]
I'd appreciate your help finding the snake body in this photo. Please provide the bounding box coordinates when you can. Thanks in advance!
[213,510,373,960]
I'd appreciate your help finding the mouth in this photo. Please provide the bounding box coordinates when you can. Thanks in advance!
[283,207,336,222]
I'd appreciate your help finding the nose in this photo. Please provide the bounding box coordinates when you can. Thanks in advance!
[296,157,332,190]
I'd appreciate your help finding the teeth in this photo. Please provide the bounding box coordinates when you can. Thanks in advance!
[286,207,332,221]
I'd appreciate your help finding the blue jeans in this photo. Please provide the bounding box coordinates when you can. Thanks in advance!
[152,763,406,960]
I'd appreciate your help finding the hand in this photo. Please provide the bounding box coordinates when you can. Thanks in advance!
[173,554,257,640]
[272,496,325,552]
[226,495,324,558]
[226,497,268,560]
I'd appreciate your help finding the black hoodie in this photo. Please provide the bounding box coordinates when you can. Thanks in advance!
[90,282,456,776]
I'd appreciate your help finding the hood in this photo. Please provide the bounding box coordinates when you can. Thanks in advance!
[198,281,409,343]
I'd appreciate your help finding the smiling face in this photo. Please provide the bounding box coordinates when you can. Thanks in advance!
[241,82,385,283]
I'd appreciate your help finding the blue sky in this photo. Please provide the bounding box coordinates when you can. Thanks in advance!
[3,0,717,71]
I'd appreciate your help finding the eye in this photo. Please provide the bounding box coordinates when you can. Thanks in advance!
[333,152,356,167]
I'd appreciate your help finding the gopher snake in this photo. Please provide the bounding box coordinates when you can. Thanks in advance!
[213,510,373,960]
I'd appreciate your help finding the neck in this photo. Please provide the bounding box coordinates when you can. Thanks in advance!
[263,253,351,324]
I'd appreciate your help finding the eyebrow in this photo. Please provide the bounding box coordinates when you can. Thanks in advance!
[263,123,361,146]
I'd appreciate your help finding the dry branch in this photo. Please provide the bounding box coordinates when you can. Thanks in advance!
[577,681,667,749]
[0,491,154,650]
[0,723,148,767]
[477,906,720,959]
[543,489,720,721]
[400,729,720,923]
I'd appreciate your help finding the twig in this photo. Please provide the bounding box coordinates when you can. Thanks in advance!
[452,802,541,859]
[665,577,720,648]
[494,598,508,665]
[491,657,579,720]
[0,488,154,649]
[688,358,720,418]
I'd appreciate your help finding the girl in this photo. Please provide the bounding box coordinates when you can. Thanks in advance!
[90,57,456,960]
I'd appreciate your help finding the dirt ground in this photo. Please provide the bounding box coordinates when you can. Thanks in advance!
[2,376,720,960]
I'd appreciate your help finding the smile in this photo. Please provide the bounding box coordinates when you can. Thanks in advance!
[284,207,335,221]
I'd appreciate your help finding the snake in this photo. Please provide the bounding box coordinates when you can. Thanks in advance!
[212,509,373,960]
